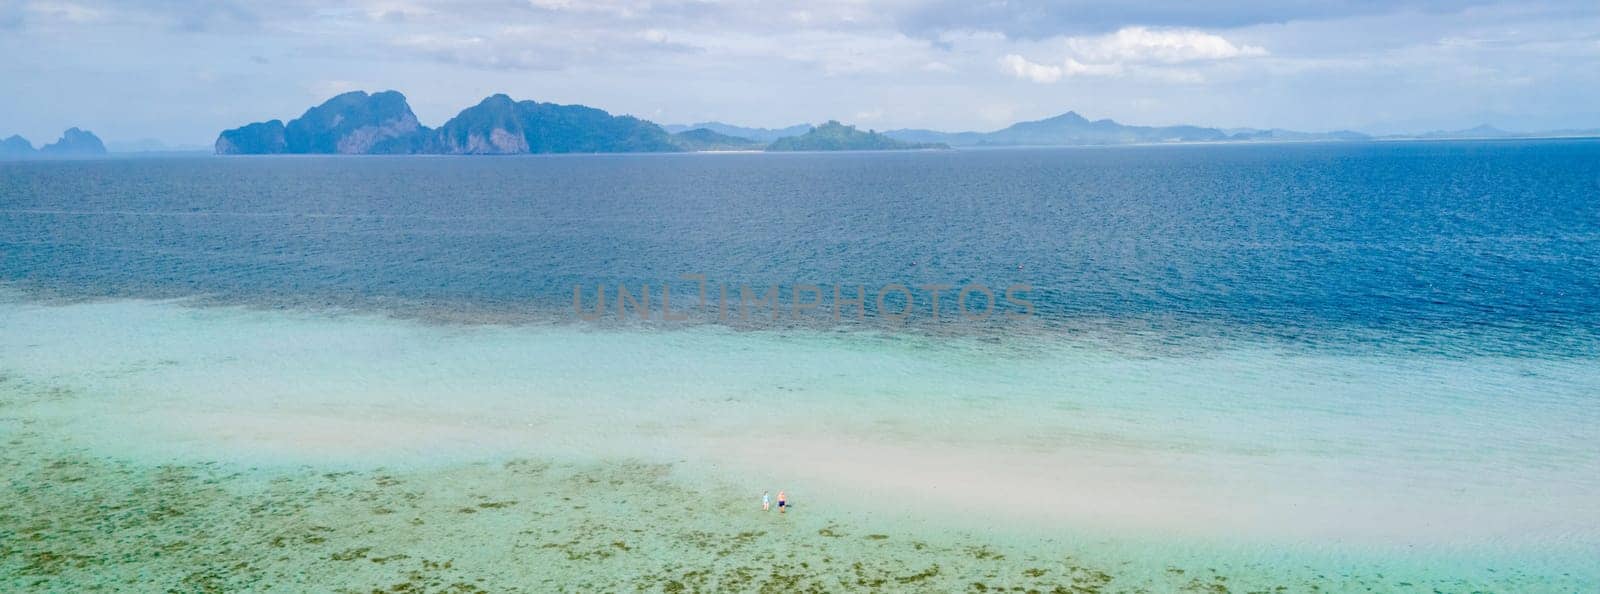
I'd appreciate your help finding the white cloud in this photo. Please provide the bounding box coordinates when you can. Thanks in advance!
[1062,57,1124,76]
[1000,54,1061,83]
[359,1,437,22]
[1070,26,1267,63]
[4,0,1599,140]
[391,24,702,71]
[671,28,939,77]
[1002,26,1264,83]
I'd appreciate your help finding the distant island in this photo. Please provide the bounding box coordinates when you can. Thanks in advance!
[668,128,764,151]
[199,89,1600,156]
[880,112,1369,146]
[0,128,108,159]
[217,91,676,155]
[662,122,814,144]
[218,91,959,155]
[218,91,678,155]
[7,91,1596,160]
[768,121,948,151]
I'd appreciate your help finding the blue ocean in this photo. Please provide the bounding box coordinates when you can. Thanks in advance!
[2,141,1597,591]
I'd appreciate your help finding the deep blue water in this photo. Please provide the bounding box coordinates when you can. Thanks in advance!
[3,140,1598,355]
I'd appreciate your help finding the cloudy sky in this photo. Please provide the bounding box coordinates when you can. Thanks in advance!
[3,0,1598,146]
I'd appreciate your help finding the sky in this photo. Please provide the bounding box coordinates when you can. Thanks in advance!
[2,0,1599,146]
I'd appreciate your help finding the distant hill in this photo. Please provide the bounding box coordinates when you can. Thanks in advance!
[884,112,1224,146]
[885,112,1372,146]
[1377,123,1600,140]
[992,111,1226,144]
[0,128,107,159]
[1,135,34,157]
[1410,124,1568,139]
[766,121,948,151]
[879,128,986,146]
[1224,128,1371,141]
[663,122,812,143]
[1416,124,1516,139]
[286,91,423,154]
[216,120,288,154]
[670,128,763,151]
[433,94,678,154]
[40,128,108,155]
[217,91,422,155]
[217,91,679,155]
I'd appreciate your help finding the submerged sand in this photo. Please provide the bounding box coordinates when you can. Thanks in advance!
[2,378,1589,593]
[3,452,1572,592]
[2,299,1597,591]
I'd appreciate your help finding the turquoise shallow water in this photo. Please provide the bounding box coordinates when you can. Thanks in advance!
[2,296,1596,591]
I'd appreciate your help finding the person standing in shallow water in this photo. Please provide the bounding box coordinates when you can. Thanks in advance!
[777,490,787,513]
[762,491,770,512]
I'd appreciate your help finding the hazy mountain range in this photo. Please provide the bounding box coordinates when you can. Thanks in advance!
[204,90,1600,156]
[679,116,1600,148]
[0,128,108,158]
[1399,124,1600,140]
[14,90,1596,160]
[881,111,1256,145]
[214,91,952,155]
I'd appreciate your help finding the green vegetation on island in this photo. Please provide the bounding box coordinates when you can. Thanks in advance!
[432,94,679,154]
[287,91,422,154]
[216,91,679,155]
[662,122,814,143]
[669,128,764,151]
[765,121,948,151]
